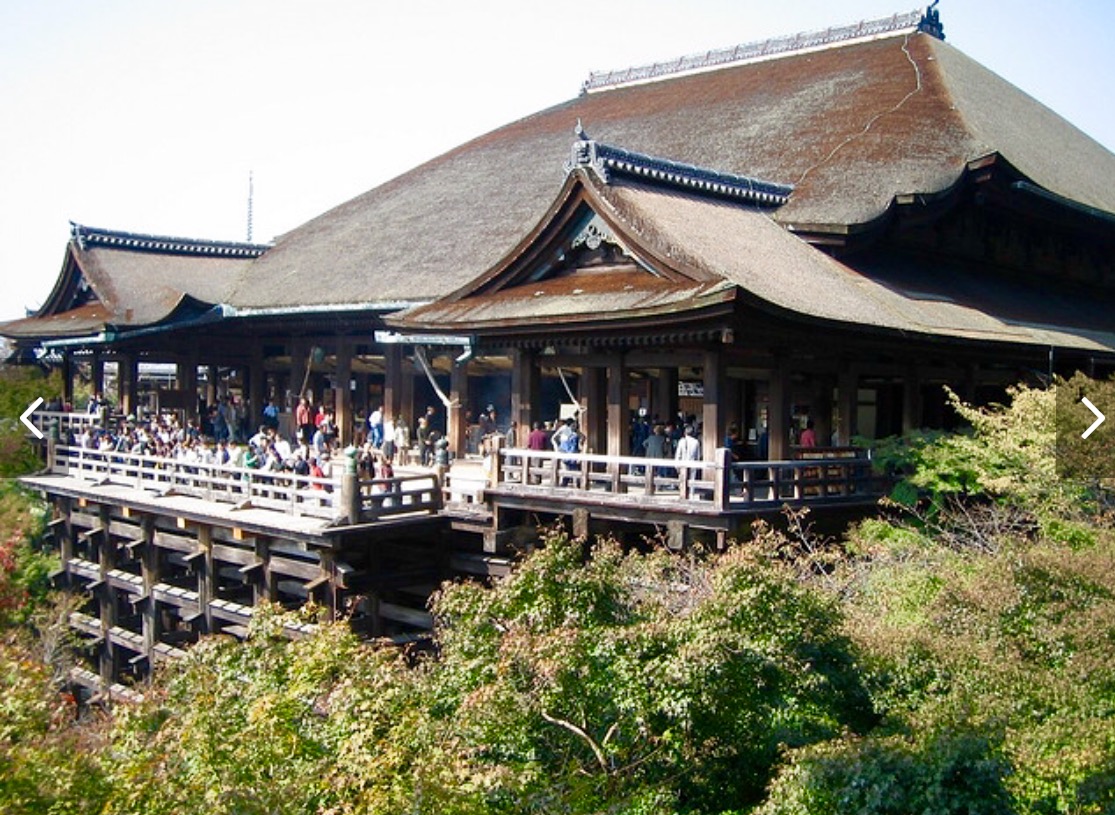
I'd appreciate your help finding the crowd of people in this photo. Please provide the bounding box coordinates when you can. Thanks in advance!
[54,390,815,484]
[63,408,335,485]
[53,392,454,486]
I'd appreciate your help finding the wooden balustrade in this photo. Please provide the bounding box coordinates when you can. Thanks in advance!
[46,441,883,523]
[32,410,100,436]
[358,473,443,519]
[495,447,726,506]
[495,447,885,510]
[49,444,441,524]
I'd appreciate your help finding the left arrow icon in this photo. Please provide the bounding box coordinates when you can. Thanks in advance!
[21,397,44,440]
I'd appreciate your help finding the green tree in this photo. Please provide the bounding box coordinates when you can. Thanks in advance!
[0,365,59,478]
[816,382,1115,814]
[429,532,872,813]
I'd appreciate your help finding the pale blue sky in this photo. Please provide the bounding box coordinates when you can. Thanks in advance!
[1,1,1113,322]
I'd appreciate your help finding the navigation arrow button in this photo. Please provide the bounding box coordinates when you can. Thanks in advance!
[20,397,44,440]
[1081,396,1105,440]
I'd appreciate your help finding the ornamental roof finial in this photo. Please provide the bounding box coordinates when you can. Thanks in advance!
[919,1,945,40]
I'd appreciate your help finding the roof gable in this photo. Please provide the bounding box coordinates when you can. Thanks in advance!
[36,246,100,319]
[457,172,700,300]
[395,151,1115,355]
[0,224,269,342]
[393,145,796,332]
[441,137,794,305]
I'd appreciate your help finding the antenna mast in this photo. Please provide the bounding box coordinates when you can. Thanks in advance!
[246,170,254,242]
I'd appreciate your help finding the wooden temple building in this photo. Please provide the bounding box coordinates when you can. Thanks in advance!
[5,6,1115,694]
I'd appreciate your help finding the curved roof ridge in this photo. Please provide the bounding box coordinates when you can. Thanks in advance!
[581,6,943,94]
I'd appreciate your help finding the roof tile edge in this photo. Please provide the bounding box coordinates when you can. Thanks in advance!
[564,126,792,207]
[70,222,271,259]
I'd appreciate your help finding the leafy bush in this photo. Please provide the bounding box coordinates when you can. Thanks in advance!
[429,532,873,813]
[0,534,873,815]
[0,365,59,478]
[761,727,1013,815]
[870,379,1109,524]
[0,483,53,627]
[843,521,1115,814]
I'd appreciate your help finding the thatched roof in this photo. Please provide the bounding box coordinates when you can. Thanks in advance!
[396,171,1115,354]
[231,28,1115,310]
[0,225,265,340]
[7,17,1115,348]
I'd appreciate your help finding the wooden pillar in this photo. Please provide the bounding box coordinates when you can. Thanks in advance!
[902,367,922,434]
[606,356,626,457]
[448,360,470,459]
[118,353,138,418]
[401,355,416,436]
[355,372,370,427]
[139,515,159,666]
[318,549,337,620]
[205,364,218,409]
[115,355,127,413]
[768,359,792,461]
[572,508,591,539]
[254,537,275,604]
[335,340,354,447]
[511,349,538,438]
[702,348,724,461]
[289,339,308,411]
[61,352,74,406]
[814,375,834,448]
[837,367,858,448]
[249,344,265,435]
[58,497,74,589]
[91,352,104,400]
[178,346,198,422]
[97,505,118,684]
[583,367,607,454]
[197,524,214,634]
[383,345,403,423]
[655,367,677,424]
[961,363,978,404]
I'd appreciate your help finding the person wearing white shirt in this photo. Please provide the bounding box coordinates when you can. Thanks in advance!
[674,425,701,461]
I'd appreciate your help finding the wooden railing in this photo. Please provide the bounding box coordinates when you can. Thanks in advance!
[357,473,443,519]
[50,444,440,524]
[727,457,883,505]
[494,447,885,511]
[495,448,732,508]
[33,410,100,436]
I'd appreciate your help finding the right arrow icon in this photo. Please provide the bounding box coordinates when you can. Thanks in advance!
[1081,396,1105,439]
